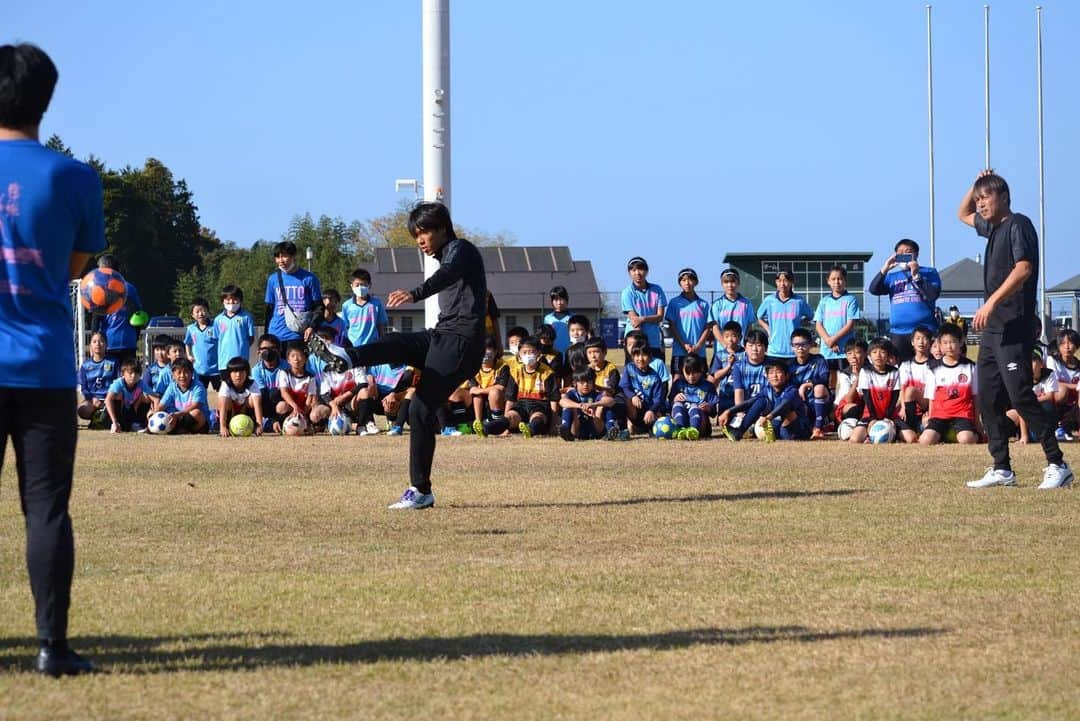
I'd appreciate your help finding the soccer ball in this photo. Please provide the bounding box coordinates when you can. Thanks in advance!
[283,414,308,436]
[652,416,675,439]
[753,419,769,440]
[327,415,349,436]
[78,268,127,316]
[837,417,859,441]
[147,411,174,435]
[943,426,960,444]
[229,414,255,437]
[868,419,897,444]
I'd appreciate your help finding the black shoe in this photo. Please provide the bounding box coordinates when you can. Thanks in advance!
[559,424,574,442]
[307,335,348,373]
[36,644,95,677]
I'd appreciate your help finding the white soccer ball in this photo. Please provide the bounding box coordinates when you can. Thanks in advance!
[868,418,897,445]
[327,415,349,436]
[148,411,174,435]
[283,414,308,436]
[837,417,859,441]
[753,419,769,440]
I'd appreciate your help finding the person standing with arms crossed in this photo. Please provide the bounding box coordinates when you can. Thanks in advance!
[958,170,1072,489]
[0,43,101,675]
[311,202,486,509]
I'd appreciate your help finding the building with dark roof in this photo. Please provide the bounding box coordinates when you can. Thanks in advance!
[368,245,602,337]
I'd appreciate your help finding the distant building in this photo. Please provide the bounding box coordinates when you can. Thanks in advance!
[721,252,874,311]
[367,245,602,340]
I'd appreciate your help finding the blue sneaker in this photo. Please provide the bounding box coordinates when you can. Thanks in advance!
[1055,427,1074,442]
[387,425,403,436]
[440,426,462,436]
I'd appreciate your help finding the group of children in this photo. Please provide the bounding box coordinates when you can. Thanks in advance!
[76,257,1080,444]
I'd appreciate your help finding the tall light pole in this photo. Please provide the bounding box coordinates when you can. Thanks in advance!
[926,5,936,267]
[422,0,451,330]
[1036,6,1048,339]
[984,5,991,169]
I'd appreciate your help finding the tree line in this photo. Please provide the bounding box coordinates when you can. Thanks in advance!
[49,136,513,325]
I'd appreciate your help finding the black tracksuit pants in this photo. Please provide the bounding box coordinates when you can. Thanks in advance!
[345,330,484,493]
[0,388,77,642]
[978,326,1064,471]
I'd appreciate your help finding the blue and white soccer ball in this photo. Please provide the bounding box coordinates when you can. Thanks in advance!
[327,415,349,436]
[868,419,897,444]
[837,417,859,441]
[148,411,174,435]
[652,416,675,439]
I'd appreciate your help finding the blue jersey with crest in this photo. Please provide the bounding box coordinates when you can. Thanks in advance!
[619,362,669,413]
[731,357,767,398]
[790,354,829,388]
[668,377,719,407]
[79,357,117,400]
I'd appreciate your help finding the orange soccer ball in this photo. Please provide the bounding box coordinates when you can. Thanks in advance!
[78,268,127,315]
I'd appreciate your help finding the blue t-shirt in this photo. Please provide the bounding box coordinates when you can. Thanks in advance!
[620,282,667,348]
[709,346,745,397]
[757,293,813,358]
[214,309,256,369]
[665,294,710,357]
[0,140,106,388]
[324,314,347,346]
[252,361,283,391]
[342,296,388,347]
[153,363,173,396]
[96,281,142,351]
[707,294,756,340]
[731,357,767,399]
[142,361,170,393]
[264,267,322,342]
[370,363,410,396]
[79,357,117,400]
[544,311,572,353]
[813,292,861,359]
[184,322,219,375]
[107,377,153,408]
[668,377,719,408]
[160,379,209,416]
[874,267,941,335]
[761,382,806,418]
[619,362,669,413]
[791,354,830,388]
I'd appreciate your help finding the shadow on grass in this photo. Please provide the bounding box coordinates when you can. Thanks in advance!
[0,625,945,674]
[450,488,865,510]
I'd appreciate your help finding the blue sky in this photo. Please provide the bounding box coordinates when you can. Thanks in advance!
[10,1,1079,313]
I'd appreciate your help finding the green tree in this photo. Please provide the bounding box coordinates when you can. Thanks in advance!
[354,199,515,250]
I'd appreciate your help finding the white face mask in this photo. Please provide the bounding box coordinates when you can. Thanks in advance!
[224,302,240,314]
[353,285,369,299]
[508,344,519,356]
[570,332,585,345]
[521,353,538,367]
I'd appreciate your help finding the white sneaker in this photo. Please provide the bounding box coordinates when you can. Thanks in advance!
[966,467,1017,488]
[1038,462,1074,490]
[388,486,435,509]
[364,421,380,436]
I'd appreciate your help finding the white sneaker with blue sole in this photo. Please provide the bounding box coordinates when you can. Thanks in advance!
[1038,462,1074,490]
[388,486,435,509]
[966,467,1017,488]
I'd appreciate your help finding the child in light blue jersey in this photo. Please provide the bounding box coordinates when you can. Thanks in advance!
[142,334,172,394]
[184,297,220,391]
[105,357,152,433]
[620,344,670,433]
[757,270,813,360]
[151,340,184,398]
[214,284,256,373]
[342,268,388,348]
[319,288,348,346]
[709,268,756,343]
[153,357,209,434]
[813,264,861,370]
[544,285,572,354]
[789,328,832,438]
[665,267,710,380]
[252,333,284,432]
[77,331,117,426]
[708,321,744,414]
[621,256,667,356]
[668,355,719,440]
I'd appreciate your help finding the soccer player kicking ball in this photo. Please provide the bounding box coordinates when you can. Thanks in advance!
[1,44,100,675]
[310,202,487,509]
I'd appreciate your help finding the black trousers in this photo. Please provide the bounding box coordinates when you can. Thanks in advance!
[345,331,484,492]
[0,388,77,641]
[978,324,1064,470]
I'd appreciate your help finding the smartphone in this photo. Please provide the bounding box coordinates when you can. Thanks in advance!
[894,253,913,264]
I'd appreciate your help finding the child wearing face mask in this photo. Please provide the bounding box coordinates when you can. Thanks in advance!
[485,337,559,437]
[215,284,256,374]
[184,297,220,391]
[503,326,531,369]
[342,268,389,348]
[252,333,284,432]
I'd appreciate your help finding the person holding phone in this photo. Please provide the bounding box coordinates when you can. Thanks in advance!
[868,238,941,362]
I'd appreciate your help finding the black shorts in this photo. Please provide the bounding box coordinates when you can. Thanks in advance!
[825,357,846,372]
[198,373,221,391]
[924,417,977,436]
[511,399,551,419]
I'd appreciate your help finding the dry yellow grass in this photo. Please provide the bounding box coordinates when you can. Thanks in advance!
[1,431,1078,720]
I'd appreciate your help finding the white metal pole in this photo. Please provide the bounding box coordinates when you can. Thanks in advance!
[984,5,991,169]
[927,5,936,267]
[422,0,451,330]
[1036,6,1048,340]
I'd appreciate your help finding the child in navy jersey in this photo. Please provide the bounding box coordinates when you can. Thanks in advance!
[620,344,669,433]
[77,331,117,426]
[559,368,613,441]
[668,355,718,440]
[789,328,831,438]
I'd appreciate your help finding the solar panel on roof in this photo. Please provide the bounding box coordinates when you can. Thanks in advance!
[527,247,555,272]
[478,247,503,271]
[395,248,423,273]
[551,247,572,270]
[500,247,529,272]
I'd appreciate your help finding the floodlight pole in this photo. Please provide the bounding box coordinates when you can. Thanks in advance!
[1036,6,1048,340]
[422,0,451,330]
[984,5,991,169]
[926,5,936,267]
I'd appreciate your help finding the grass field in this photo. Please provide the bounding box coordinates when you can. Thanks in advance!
[1,430,1078,720]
